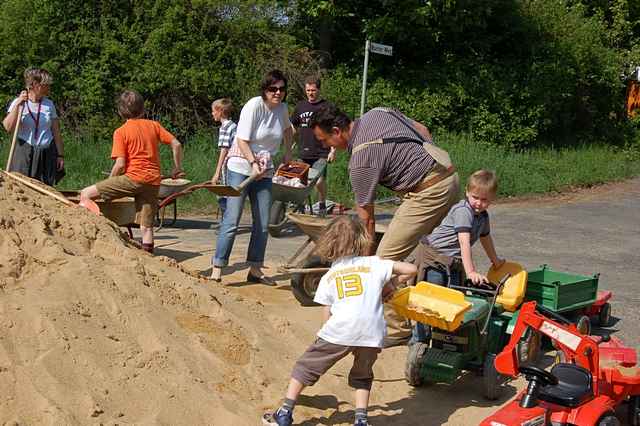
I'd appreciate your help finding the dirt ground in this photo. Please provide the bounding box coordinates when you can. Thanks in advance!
[147,177,640,425]
[1,173,638,425]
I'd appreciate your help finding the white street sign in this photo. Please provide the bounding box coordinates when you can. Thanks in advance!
[360,40,394,116]
[369,42,393,56]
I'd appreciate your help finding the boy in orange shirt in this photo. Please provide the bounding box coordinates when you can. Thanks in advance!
[81,90,183,253]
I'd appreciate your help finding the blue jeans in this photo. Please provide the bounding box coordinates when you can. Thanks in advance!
[212,169,272,267]
[217,196,227,217]
[411,266,462,344]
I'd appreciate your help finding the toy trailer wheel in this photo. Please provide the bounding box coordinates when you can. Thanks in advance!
[576,315,591,335]
[517,329,541,365]
[483,353,502,400]
[597,412,621,426]
[290,256,327,306]
[630,395,640,426]
[598,302,612,327]
[268,201,287,238]
[405,342,429,387]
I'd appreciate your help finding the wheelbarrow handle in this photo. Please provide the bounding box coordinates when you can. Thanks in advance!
[235,172,259,192]
[158,183,201,208]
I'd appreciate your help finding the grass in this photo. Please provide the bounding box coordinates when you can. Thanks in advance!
[1,130,639,215]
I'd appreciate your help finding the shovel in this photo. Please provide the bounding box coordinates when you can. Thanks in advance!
[6,103,23,171]
[1,170,100,214]
[208,172,260,196]
[158,173,259,208]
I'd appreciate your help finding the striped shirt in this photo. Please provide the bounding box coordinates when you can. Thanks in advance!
[217,119,237,149]
[348,108,436,206]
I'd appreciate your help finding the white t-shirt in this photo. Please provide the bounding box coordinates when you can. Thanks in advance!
[227,96,291,175]
[314,256,394,348]
[7,97,58,147]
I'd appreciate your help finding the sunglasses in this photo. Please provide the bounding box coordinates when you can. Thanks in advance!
[266,86,287,93]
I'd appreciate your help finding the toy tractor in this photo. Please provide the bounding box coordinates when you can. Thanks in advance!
[392,262,538,400]
[480,301,640,426]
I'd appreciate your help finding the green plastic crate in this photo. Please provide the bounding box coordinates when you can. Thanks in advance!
[525,265,599,312]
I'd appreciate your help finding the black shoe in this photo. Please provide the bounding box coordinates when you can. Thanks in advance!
[383,335,411,348]
[247,272,277,286]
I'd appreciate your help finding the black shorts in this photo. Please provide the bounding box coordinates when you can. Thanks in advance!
[301,158,327,178]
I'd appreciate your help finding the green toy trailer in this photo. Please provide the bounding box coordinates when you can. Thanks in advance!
[525,265,613,335]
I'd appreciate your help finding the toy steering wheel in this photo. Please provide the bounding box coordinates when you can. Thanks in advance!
[518,365,559,408]
[520,365,559,386]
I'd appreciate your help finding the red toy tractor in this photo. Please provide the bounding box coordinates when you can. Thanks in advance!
[480,301,640,426]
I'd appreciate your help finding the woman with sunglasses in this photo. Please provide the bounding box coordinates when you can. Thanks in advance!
[3,68,64,186]
[210,69,293,284]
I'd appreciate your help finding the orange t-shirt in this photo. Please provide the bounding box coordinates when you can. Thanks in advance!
[111,119,175,185]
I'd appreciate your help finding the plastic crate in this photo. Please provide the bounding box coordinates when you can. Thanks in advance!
[391,282,472,332]
[275,161,310,185]
[525,265,599,312]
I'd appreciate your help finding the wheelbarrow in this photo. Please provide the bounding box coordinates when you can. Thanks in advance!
[156,173,259,229]
[279,212,387,306]
[268,159,327,238]
[95,173,193,227]
[156,177,192,227]
[60,190,137,236]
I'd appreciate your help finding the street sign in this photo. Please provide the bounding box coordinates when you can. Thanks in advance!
[360,40,394,116]
[369,42,393,56]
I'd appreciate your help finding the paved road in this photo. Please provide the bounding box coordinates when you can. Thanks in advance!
[149,177,640,347]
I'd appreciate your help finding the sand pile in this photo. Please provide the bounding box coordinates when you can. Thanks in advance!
[0,173,302,424]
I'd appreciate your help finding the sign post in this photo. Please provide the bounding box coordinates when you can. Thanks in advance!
[360,40,393,116]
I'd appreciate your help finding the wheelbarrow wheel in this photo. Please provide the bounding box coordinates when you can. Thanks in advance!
[290,256,328,306]
[268,201,287,238]
[405,342,429,387]
[598,302,612,327]
[483,353,502,400]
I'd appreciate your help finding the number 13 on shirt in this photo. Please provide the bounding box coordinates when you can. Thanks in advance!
[335,274,363,299]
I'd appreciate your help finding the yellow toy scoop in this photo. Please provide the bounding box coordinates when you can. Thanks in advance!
[487,261,528,312]
[391,282,472,332]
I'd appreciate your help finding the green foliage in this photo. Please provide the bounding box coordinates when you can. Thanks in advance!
[287,0,639,148]
[0,0,639,152]
[0,0,317,137]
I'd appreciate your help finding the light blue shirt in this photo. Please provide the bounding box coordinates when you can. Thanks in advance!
[7,97,57,148]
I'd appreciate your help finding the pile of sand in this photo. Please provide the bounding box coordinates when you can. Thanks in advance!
[0,174,302,424]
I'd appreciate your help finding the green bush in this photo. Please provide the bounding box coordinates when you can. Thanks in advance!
[0,0,639,151]
[0,0,317,137]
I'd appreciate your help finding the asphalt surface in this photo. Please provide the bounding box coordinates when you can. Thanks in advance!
[149,177,640,348]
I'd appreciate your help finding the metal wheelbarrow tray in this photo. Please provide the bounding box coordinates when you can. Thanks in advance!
[280,212,388,306]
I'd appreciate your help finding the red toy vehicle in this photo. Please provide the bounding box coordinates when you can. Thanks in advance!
[480,301,640,426]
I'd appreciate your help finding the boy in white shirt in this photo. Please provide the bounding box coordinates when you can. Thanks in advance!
[262,216,416,426]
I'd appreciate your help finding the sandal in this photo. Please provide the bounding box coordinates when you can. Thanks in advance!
[247,272,277,286]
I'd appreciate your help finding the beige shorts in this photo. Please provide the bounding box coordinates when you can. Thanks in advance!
[96,175,159,227]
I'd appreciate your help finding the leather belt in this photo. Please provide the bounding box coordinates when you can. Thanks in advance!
[401,165,456,195]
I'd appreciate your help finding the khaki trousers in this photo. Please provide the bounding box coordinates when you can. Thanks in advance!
[377,166,460,340]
